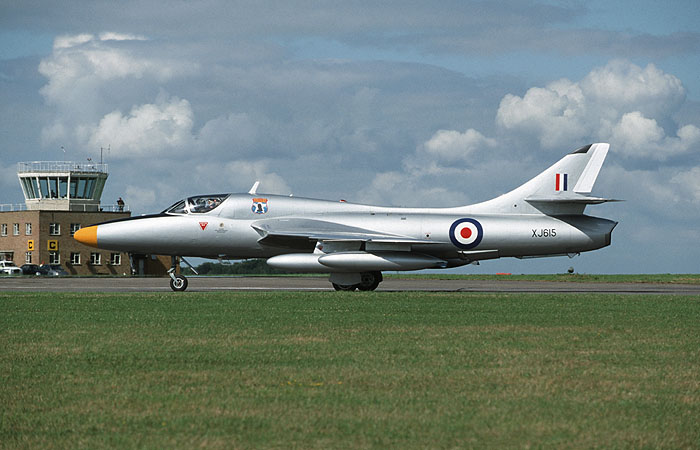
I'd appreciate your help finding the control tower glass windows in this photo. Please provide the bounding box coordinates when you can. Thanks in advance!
[67,177,98,199]
[59,178,67,198]
[39,178,49,198]
[21,178,39,199]
[49,178,58,197]
[85,178,96,198]
[70,178,78,198]
[77,178,87,197]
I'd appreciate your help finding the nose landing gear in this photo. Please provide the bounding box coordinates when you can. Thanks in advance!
[169,271,188,291]
[167,256,198,292]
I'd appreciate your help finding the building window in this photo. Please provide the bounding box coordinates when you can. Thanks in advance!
[49,223,61,236]
[1,224,6,236]
[0,251,13,261]
[109,253,121,266]
[13,223,20,235]
[25,252,32,264]
[26,223,32,235]
[70,252,81,265]
[49,251,59,265]
[90,252,101,265]
[70,223,81,236]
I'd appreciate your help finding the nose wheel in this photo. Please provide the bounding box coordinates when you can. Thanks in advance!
[168,256,197,292]
[169,273,188,291]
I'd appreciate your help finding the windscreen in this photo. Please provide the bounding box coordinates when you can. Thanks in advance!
[163,194,229,214]
[163,199,187,214]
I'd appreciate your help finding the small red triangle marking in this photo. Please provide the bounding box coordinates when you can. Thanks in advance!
[199,222,208,230]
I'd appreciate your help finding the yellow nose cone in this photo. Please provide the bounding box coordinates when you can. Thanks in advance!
[74,226,98,248]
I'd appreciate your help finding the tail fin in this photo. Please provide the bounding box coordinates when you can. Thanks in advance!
[468,143,615,215]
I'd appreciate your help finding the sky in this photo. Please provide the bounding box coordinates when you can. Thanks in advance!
[1,0,699,274]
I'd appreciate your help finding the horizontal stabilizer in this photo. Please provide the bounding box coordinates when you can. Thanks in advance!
[526,196,621,205]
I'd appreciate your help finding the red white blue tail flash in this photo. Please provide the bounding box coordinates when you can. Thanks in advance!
[555,173,568,191]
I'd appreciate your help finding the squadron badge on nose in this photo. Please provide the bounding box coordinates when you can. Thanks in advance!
[252,198,268,214]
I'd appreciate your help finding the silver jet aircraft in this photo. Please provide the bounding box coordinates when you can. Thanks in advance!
[74,143,618,291]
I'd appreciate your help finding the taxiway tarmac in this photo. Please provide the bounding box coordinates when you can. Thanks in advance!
[2,276,700,295]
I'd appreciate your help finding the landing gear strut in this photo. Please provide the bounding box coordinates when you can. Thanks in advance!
[331,271,383,291]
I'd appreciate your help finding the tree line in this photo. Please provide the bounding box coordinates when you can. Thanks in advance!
[181,259,289,275]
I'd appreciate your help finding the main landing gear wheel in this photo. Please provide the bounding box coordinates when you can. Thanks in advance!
[357,271,382,291]
[332,271,383,292]
[170,274,188,292]
[332,283,356,291]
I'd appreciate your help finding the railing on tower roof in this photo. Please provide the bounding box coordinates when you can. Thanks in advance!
[18,161,108,174]
[0,203,129,212]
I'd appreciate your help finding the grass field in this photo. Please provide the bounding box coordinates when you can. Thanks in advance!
[387,273,700,284]
[177,272,700,284]
[1,291,699,448]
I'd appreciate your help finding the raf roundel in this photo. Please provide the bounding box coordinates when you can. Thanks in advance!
[449,218,483,250]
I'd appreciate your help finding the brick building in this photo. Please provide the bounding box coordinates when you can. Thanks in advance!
[0,161,170,276]
[0,210,131,275]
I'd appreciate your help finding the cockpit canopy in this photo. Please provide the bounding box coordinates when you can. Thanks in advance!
[163,194,229,215]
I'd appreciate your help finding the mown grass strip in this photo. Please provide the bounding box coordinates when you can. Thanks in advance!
[1,292,699,448]
[386,273,700,284]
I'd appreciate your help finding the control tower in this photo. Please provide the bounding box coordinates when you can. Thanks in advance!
[17,161,109,211]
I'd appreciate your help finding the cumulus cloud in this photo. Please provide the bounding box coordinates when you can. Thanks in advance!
[364,60,700,211]
[98,32,148,42]
[37,33,203,160]
[53,33,94,50]
[495,60,697,160]
[671,167,700,204]
[39,33,196,104]
[421,128,496,163]
[89,96,195,157]
[496,78,588,148]
[610,112,700,159]
[580,61,686,119]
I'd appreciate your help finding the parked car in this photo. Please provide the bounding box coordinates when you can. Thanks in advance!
[20,264,43,275]
[38,264,69,276]
[0,261,22,275]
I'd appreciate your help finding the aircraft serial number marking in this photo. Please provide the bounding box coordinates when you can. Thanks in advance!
[532,228,556,238]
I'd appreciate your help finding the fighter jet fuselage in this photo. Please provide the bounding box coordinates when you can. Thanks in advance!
[75,143,618,291]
